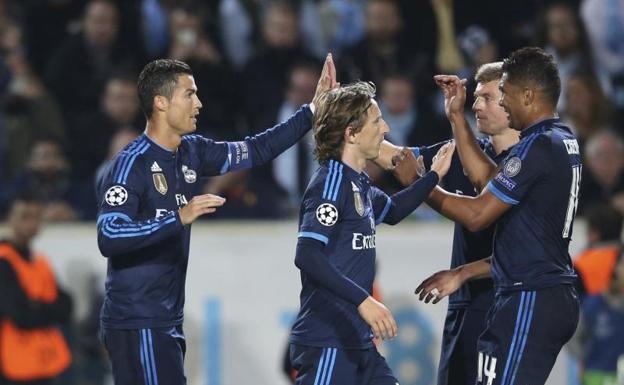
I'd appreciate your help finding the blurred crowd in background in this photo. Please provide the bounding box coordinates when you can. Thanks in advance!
[1,0,624,221]
[1,0,624,384]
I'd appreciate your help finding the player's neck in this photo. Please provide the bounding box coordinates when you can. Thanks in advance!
[522,110,558,131]
[490,129,520,155]
[145,121,182,151]
[341,147,366,173]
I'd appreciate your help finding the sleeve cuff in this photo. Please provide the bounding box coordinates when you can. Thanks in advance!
[411,147,420,158]
[487,181,519,205]
[298,231,329,245]
[376,196,392,225]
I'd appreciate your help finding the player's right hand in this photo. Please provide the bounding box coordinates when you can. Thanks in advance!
[414,268,464,304]
[178,194,226,225]
[357,296,398,341]
[312,53,339,107]
[392,148,423,187]
[433,75,467,120]
[430,142,455,179]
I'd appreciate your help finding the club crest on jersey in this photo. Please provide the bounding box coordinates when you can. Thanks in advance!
[503,157,521,178]
[153,173,168,195]
[316,203,338,226]
[105,185,128,206]
[351,181,365,216]
[182,165,197,183]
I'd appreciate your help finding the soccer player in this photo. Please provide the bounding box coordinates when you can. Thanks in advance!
[380,62,519,385]
[96,55,337,385]
[412,47,581,385]
[289,81,455,385]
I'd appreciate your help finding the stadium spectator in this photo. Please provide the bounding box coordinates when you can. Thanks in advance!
[5,137,96,221]
[0,195,73,385]
[44,0,138,122]
[70,72,142,180]
[536,2,594,111]
[562,71,615,145]
[0,18,66,181]
[569,251,624,385]
[574,204,623,298]
[579,130,624,215]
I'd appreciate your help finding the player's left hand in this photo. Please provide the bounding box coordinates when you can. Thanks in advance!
[392,148,422,187]
[312,53,339,107]
[414,268,463,304]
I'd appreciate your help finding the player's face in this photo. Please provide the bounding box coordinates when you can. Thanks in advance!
[355,100,389,160]
[473,80,509,135]
[165,74,202,135]
[498,74,523,131]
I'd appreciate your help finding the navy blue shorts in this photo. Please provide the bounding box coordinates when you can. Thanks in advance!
[101,325,186,385]
[437,307,489,385]
[475,285,579,385]
[290,344,398,385]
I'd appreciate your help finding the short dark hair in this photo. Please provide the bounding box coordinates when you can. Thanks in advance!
[474,62,503,84]
[313,82,376,163]
[137,59,193,119]
[586,204,623,242]
[502,47,561,107]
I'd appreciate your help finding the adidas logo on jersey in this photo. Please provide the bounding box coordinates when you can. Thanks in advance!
[151,162,162,172]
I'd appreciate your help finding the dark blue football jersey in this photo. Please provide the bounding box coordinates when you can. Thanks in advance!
[290,160,392,349]
[487,118,580,291]
[96,106,313,329]
[416,138,509,310]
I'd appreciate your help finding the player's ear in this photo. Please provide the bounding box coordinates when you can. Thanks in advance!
[154,95,169,112]
[523,87,533,106]
[345,125,357,144]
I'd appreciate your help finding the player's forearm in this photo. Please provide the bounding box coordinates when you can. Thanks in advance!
[246,105,313,166]
[372,140,402,170]
[427,187,491,231]
[456,257,492,282]
[382,171,439,225]
[295,238,369,306]
[97,211,183,257]
[449,113,497,190]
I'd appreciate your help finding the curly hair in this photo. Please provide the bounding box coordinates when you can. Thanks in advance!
[313,82,376,163]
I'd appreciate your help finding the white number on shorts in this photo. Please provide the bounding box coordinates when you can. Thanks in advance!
[478,352,498,385]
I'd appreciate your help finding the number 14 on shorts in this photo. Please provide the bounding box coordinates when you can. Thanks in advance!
[478,352,498,385]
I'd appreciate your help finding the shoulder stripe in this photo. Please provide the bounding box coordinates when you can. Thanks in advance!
[330,164,343,201]
[322,160,336,199]
[326,162,340,201]
[113,139,144,182]
[118,142,150,184]
[518,134,539,160]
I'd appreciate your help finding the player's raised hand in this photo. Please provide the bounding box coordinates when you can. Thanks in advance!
[414,269,464,304]
[434,75,467,119]
[178,194,226,225]
[392,148,422,187]
[357,296,398,341]
[312,53,339,106]
[430,141,455,179]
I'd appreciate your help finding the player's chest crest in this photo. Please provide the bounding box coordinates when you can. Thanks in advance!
[351,181,365,216]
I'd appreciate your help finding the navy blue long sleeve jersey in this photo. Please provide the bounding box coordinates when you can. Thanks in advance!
[414,138,510,310]
[290,160,439,348]
[486,118,580,291]
[96,105,313,329]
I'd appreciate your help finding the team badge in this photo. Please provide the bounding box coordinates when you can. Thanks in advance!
[182,165,197,183]
[153,173,168,195]
[351,181,365,216]
[316,203,338,226]
[503,157,522,178]
[105,185,128,206]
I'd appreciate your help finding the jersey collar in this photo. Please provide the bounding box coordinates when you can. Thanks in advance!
[142,133,176,159]
[520,117,560,139]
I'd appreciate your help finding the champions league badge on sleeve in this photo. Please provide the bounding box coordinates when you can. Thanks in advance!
[503,157,522,178]
[316,203,338,226]
[153,173,168,195]
[105,185,128,206]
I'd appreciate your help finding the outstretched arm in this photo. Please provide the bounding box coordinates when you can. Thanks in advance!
[434,75,497,190]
